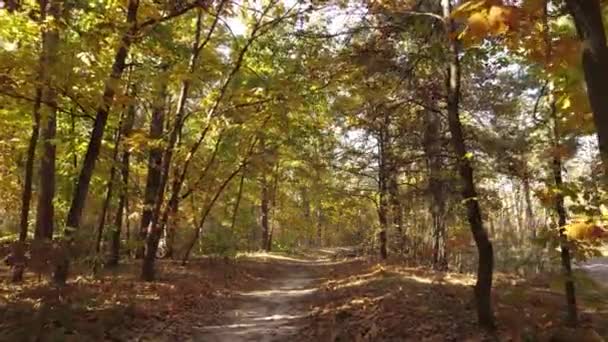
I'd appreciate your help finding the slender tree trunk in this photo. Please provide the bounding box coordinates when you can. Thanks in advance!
[71,110,77,169]
[137,68,167,258]
[565,0,608,179]
[541,2,578,324]
[53,0,139,284]
[107,85,136,266]
[260,175,271,251]
[107,164,127,267]
[549,95,579,326]
[522,176,535,240]
[377,190,389,260]
[442,0,494,329]
[377,123,389,260]
[94,125,122,266]
[388,174,403,252]
[182,164,245,264]
[12,88,41,283]
[268,163,280,251]
[142,10,205,280]
[230,169,246,232]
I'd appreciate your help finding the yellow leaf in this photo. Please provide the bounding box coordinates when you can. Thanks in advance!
[488,5,517,34]
[561,97,572,110]
[467,12,490,38]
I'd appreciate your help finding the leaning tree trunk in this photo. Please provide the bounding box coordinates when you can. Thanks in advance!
[442,0,494,329]
[182,164,245,264]
[53,0,139,285]
[565,0,608,179]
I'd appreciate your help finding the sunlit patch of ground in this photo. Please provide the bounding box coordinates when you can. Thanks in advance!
[0,258,284,341]
[298,260,608,341]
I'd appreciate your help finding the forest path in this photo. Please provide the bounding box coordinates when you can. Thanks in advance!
[193,254,334,342]
[579,255,608,286]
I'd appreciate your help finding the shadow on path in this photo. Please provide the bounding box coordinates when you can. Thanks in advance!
[193,255,336,342]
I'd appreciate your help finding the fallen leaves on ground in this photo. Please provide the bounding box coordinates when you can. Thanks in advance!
[0,257,281,341]
[298,259,608,341]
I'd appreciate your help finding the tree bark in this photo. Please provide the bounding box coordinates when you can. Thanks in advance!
[388,173,403,252]
[137,67,167,258]
[522,176,535,240]
[12,0,61,282]
[141,9,205,280]
[12,89,41,283]
[377,116,389,260]
[442,0,494,329]
[230,168,246,232]
[424,110,448,270]
[181,164,245,265]
[565,0,608,179]
[34,0,61,241]
[260,174,271,251]
[106,86,136,267]
[550,95,578,326]
[53,0,139,284]
[4,0,20,12]
[94,125,122,264]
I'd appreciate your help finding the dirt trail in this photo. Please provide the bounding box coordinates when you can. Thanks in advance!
[579,256,608,286]
[193,257,323,342]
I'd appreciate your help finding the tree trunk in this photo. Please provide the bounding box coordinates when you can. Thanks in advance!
[424,110,448,271]
[268,163,280,251]
[565,0,608,179]
[181,164,245,265]
[388,172,403,252]
[53,0,139,284]
[141,10,205,281]
[12,86,41,283]
[5,0,20,12]
[522,176,535,240]
[230,169,246,232]
[377,119,389,260]
[34,0,61,241]
[107,85,136,267]
[550,95,578,326]
[442,0,494,329]
[137,67,167,258]
[12,0,61,282]
[94,125,122,267]
[260,175,271,251]
[424,111,448,271]
[107,165,127,267]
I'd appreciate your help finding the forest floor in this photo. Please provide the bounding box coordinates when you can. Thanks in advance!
[1,250,608,341]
